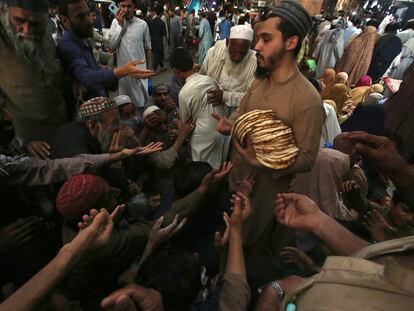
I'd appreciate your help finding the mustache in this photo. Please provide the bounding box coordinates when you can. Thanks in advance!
[16,32,41,41]
[256,53,264,60]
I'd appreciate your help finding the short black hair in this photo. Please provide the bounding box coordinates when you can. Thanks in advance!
[154,5,163,16]
[265,14,303,56]
[170,47,193,72]
[136,245,201,311]
[59,0,84,16]
[366,19,380,29]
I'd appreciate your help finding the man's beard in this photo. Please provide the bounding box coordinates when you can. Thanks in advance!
[255,47,286,80]
[0,9,51,72]
[97,127,118,152]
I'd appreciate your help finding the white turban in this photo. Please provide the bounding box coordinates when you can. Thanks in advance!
[113,95,132,107]
[229,25,254,42]
[143,106,161,119]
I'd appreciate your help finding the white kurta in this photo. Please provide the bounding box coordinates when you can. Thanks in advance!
[109,17,151,108]
[179,73,231,168]
[199,40,256,116]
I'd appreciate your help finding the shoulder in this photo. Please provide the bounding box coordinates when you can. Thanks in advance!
[294,73,322,106]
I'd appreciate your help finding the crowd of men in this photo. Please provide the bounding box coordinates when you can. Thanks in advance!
[0,0,414,310]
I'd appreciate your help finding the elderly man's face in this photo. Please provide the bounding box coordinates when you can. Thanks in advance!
[8,6,47,41]
[228,38,250,63]
[95,109,120,151]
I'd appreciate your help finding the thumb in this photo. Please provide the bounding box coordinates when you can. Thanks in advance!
[114,295,137,311]
[354,143,376,159]
[130,59,145,66]
[211,113,222,121]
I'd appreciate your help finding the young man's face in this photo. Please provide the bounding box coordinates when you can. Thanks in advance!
[8,6,47,41]
[119,0,135,20]
[153,90,170,105]
[254,17,291,77]
[63,0,93,38]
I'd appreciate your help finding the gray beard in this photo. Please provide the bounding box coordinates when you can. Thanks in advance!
[0,7,54,73]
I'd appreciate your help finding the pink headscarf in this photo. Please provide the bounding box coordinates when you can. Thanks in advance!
[355,75,372,87]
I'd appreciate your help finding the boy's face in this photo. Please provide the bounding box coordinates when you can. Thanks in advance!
[390,202,414,227]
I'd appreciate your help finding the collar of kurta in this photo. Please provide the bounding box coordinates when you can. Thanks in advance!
[185,72,199,83]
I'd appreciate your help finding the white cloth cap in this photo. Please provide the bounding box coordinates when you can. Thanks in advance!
[143,106,161,118]
[229,25,254,42]
[114,95,132,107]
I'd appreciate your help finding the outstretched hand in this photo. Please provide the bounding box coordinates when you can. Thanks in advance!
[344,131,412,185]
[211,113,231,136]
[274,193,324,232]
[198,162,233,193]
[69,207,124,257]
[233,137,260,168]
[148,214,187,249]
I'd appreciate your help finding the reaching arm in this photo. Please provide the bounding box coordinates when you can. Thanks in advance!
[0,209,116,311]
[0,154,109,186]
[275,193,369,256]
[58,40,117,91]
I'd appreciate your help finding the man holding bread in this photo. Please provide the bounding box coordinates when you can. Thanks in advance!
[213,0,324,286]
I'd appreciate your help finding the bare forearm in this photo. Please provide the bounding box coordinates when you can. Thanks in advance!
[225,230,246,276]
[314,213,369,256]
[0,246,78,311]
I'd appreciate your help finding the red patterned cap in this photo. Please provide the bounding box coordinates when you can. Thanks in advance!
[56,174,108,221]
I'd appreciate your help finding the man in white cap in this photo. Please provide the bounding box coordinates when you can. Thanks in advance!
[200,24,257,115]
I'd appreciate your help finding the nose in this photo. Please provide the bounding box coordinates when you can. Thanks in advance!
[254,39,262,52]
[20,22,30,35]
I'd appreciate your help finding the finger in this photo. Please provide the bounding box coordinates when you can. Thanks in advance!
[31,144,48,159]
[114,294,138,311]
[223,212,231,228]
[233,140,247,156]
[82,214,91,223]
[162,214,179,234]
[110,204,125,220]
[115,131,121,147]
[110,132,117,148]
[34,144,50,159]
[130,59,146,66]
[211,113,222,121]
[345,131,388,147]
[40,141,51,150]
[354,143,378,159]
[214,231,221,245]
[153,216,164,230]
[172,218,187,235]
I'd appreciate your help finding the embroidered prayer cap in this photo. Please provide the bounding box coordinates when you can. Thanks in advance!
[271,0,312,40]
[143,105,161,119]
[79,97,117,118]
[229,24,254,42]
[56,174,108,221]
[6,0,49,12]
[114,95,133,107]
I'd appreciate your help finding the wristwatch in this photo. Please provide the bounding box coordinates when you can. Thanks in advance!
[257,281,284,298]
[270,281,284,298]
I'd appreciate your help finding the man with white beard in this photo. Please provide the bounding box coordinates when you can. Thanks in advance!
[0,0,68,144]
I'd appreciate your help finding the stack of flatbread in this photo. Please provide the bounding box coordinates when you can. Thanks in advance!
[231,109,299,169]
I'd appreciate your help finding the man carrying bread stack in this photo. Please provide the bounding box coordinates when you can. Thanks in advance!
[213,0,324,285]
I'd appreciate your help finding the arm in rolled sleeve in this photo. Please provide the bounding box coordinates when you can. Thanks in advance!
[0,154,110,186]
[58,41,117,91]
